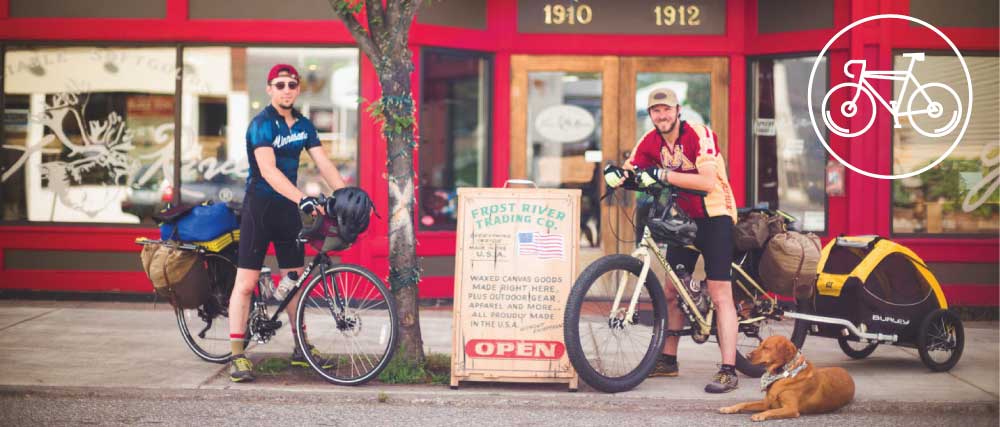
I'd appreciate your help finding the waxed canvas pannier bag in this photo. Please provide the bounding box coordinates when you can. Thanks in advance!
[734,212,770,251]
[759,231,822,298]
[140,243,211,308]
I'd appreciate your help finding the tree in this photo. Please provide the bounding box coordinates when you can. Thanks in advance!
[327,0,425,363]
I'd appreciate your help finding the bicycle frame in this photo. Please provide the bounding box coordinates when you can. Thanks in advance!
[250,252,347,341]
[612,226,779,339]
[845,55,935,128]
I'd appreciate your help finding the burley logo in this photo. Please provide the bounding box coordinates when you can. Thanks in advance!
[808,14,974,180]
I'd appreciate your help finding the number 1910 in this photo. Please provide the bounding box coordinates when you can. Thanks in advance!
[544,3,593,25]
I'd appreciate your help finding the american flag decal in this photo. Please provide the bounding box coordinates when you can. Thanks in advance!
[517,232,564,260]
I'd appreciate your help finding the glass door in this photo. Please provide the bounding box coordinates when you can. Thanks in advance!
[510,55,621,265]
[617,57,729,253]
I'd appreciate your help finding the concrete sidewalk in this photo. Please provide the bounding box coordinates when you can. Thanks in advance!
[0,300,996,412]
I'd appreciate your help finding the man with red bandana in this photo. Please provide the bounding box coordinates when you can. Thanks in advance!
[606,87,739,393]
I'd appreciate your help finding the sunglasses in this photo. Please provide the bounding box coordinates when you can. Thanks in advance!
[271,81,299,90]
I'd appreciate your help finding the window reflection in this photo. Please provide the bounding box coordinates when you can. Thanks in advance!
[419,49,491,230]
[751,56,828,232]
[3,46,177,224]
[892,54,999,235]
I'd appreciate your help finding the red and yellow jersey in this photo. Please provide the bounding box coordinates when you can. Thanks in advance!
[629,121,737,221]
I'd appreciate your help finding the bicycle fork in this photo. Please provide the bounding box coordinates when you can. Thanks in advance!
[608,246,654,329]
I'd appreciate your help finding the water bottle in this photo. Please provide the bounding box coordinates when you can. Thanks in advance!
[258,267,275,300]
[273,271,299,301]
[675,265,692,288]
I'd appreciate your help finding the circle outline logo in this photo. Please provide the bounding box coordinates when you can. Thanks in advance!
[807,14,973,180]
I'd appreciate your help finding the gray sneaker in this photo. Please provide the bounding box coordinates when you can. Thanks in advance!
[704,369,739,393]
[229,355,255,383]
[291,343,336,369]
[649,355,679,377]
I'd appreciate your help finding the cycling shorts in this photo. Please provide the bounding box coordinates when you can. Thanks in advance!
[665,215,734,281]
[237,190,304,270]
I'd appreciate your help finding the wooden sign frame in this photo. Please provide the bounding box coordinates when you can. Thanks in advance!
[450,187,580,391]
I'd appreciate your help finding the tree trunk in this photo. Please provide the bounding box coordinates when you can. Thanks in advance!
[328,0,424,365]
[380,64,424,364]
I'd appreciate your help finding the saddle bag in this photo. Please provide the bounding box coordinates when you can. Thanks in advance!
[759,231,822,298]
[140,243,211,309]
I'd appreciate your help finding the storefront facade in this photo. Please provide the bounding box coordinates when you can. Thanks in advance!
[1,0,997,305]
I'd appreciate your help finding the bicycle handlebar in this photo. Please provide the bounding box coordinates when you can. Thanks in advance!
[298,194,331,243]
[608,164,709,198]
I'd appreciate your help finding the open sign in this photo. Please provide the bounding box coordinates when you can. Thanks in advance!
[465,339,565,360]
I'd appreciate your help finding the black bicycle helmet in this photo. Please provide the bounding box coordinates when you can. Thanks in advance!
[647,213,698,247]
[326,186,374,245]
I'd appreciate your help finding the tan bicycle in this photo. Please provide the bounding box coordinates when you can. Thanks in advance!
[563,171,805,393]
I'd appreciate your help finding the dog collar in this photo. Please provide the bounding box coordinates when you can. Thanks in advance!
[760,351,807,391]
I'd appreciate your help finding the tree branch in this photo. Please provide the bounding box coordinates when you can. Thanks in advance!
[328,0,381,60]
[386,0,419,55]
[365,0,387,37]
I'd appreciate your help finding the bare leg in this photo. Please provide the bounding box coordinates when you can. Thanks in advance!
[662,284,684,355]
[281,266,307,333]
[229,268,261,339]
[707,279,737,365]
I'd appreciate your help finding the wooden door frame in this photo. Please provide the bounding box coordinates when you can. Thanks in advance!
[510,55,620,256]
[616,56,729,253]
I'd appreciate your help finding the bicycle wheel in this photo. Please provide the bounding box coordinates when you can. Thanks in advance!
[295,264,398,385]
[822,82,877,138]
[564,254,667,393]
[729,284,803,378]
[907,82,962,138]
[176,293,255,364]
[917,309,964,372]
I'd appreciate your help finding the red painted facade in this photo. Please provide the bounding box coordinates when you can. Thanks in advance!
[0,0,997,304]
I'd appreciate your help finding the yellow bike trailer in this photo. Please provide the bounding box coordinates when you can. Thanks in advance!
[785,235,964,372]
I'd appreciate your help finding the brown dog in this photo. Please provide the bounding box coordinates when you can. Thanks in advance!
[719,335,855,421]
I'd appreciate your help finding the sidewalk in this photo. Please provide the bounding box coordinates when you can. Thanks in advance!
[0,300,996,412]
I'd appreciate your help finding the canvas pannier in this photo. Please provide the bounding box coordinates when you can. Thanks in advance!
[734,212,769,251]
[140,243,211,308]
[759,231,822,298]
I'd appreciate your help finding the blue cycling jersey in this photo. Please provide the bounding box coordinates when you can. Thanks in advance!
[245,105,322,199]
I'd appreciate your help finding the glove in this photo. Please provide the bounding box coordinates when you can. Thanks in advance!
[299,196,320,215]
[638,168,667,188]
[603,165,626,188]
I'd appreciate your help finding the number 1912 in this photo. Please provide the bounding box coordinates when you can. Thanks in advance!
[654,4,701,27]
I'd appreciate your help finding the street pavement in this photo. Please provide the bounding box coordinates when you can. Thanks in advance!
[0,300,996,425]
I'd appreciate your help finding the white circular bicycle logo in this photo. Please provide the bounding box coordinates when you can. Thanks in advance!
[808,14,973,180]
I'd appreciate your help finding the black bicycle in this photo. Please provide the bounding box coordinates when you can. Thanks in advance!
[140,195,398,386]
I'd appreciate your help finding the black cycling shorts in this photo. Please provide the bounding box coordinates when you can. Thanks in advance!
[663,215,734,282]
[237,190,304,270]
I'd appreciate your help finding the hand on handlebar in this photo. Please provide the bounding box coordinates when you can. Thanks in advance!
[603,164,630,188]
[299,196,326,216]
[637,167,667,188]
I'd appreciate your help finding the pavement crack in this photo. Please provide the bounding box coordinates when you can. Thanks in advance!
[0,308,60,332]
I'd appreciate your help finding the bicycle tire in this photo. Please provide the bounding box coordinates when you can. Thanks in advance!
[917,309,964,372]
[732,305,809,378]
[564,254,667,393]
[175,294,254,364]
[295,264,399,386]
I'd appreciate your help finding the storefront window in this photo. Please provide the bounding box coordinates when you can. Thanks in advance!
[180,47,360,208]
[418,49,491,230]
[750,56,829,232]
[892,54,999,235]
[3,46,177,224]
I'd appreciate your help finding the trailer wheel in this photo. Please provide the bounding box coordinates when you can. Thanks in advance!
[837,336,878,359]
[917,309,964,372]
